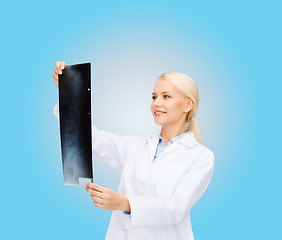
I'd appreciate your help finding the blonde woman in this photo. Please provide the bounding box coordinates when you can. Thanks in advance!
[53,61,214,240]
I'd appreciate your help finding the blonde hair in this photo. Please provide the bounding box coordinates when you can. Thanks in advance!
[158,72,202,144]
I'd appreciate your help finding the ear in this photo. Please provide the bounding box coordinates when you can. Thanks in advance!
[184,99,194,113]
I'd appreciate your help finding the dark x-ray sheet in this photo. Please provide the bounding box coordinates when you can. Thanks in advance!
[59,63,93,186]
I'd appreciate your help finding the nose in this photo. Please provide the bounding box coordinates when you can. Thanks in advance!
[152,97,161,107]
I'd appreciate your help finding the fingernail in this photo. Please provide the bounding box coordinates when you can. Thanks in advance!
[59,71,62,75]
[61,65,64,70]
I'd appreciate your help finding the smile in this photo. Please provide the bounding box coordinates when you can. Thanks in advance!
[154,111,166,116]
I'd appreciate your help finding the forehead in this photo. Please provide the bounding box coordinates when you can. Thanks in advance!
[153,78,177,93]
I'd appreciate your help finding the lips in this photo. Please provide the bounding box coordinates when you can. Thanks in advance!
[154,110,166,116]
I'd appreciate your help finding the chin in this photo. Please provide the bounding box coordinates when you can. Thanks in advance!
[153,119,161,125]
[154,119,166,127]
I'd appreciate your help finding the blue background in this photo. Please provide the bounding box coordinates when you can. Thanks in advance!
[1,0,281,239]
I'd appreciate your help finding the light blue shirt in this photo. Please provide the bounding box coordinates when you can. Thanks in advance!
[153,130,190,161]
[123,130,190,215]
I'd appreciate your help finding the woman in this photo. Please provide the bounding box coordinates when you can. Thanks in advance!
[53,61,214,240]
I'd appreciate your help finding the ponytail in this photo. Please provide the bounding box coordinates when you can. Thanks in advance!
[188,116,202,144]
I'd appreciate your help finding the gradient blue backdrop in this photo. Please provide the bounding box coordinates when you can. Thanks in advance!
[1,0,281,239]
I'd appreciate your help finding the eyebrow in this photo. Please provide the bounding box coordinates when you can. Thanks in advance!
[152,91,173,95]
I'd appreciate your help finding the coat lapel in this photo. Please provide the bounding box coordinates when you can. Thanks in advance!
[147,131,160,162]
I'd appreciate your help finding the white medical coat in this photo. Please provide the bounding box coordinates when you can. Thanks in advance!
[54,103,215,240]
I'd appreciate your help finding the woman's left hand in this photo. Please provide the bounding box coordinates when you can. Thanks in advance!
[85,183,131,213]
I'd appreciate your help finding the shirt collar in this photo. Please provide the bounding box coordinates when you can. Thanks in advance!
[149,130,197,148]
[158,130,190,146]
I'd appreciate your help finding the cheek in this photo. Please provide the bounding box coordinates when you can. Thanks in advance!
[167,100,185,114]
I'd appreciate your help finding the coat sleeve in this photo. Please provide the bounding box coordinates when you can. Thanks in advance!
[123,150,215,229]
[53,102,133,170]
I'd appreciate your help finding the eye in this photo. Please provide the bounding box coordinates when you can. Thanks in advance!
[163,95,171,99]
[152,96,157,100]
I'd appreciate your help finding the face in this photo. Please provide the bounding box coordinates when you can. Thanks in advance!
[151,78,193,128]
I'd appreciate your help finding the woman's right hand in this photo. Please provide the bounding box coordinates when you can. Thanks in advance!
[52,61,67,88]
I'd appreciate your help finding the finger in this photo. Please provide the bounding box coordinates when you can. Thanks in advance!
[52,72,58,88]
[61,61,67,70]
[56,61,62,74]
[91,195,103,203]
[85,186,103,195]
[92,190,104,198]
[93,201,105,209]
[54,66,59,75]
[52,71,58,82]
[85,186,97,194]
[86,183,104,193]
[86,187,104,198]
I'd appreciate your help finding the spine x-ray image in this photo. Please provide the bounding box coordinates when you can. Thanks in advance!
[58,63,93,186]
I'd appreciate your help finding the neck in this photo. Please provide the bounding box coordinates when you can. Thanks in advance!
[161,122,186,145]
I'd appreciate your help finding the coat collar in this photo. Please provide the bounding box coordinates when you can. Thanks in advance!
[148,130,197,147]
[178,131,197,148]
[147,130,197,161]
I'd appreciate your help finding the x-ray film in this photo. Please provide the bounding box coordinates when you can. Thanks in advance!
[58,63,93,186]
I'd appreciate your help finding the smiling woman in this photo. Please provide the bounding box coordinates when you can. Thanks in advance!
[52,61,214,240]
[151,72,201,145]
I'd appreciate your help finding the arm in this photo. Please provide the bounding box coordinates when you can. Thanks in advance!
[91,126,134,169]
[53,102,133,169]
[124,151,215,229]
